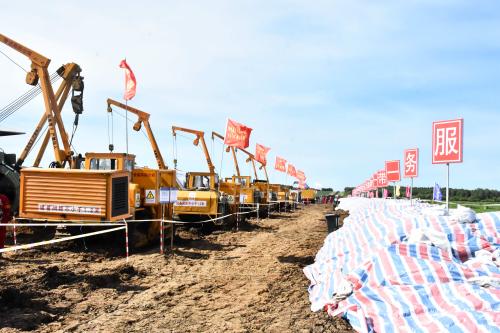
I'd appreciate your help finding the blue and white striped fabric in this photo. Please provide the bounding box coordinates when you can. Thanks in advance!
[304,198,500,333]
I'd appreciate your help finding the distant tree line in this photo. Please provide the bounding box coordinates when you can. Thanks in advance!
[343,187,500,202]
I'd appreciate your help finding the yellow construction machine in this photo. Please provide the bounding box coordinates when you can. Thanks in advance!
[172,126,238,227]
[0,33,84,224]
[237,147,273,215]
[211,131,260,218]
[19,98,176,247]
[80,99,177,246]
[301,188,317,204]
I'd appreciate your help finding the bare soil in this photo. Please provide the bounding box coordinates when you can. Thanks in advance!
[0,205,353,333]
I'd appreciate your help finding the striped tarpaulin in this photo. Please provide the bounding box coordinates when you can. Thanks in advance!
[304,198,500,333]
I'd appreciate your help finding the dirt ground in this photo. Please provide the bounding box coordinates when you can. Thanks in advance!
[0,205,353,333]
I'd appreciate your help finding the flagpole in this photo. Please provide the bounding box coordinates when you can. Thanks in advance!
[125,99,129,154]
[410,177,413,206]
[123,57,129,155]
[446,163,450,215]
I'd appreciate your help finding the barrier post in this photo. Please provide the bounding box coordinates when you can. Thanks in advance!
[13,224,17,251]
[160,219,164,255]
[257,203,260,221]
[125,221,129,262]
[170,221,174,249]
[237,206,240,231]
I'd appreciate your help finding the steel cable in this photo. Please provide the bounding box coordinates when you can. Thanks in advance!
[0,71,59,120]
[0,72,61,123]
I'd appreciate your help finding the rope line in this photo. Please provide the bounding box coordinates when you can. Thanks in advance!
[0,71,60,123]
[0,48,28,73]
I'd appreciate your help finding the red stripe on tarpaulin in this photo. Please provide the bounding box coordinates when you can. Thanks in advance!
[480,213,498,238]
[304,198,500,333]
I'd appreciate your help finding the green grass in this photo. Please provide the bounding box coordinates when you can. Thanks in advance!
[430,201,500,213]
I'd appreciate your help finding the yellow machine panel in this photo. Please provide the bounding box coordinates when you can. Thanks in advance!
[132,168,177,207]
[219,182,240,206]
[19,168,131,221]
[239,188,255,204]
[174,190,218,215]
[301,189,317,201]
[253,181,270,204]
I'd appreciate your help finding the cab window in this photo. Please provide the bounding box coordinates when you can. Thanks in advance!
[124,159,134,171]
[193,175,210,189]
[89,158,116,170]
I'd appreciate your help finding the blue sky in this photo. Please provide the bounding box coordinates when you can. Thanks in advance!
[1,1,499,190]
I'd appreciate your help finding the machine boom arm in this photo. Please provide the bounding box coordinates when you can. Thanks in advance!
[0,33,50,67]
[238,147,259,180]
[1,34,78,168]
[107,98,166,169]
[211,131,240,177]
[172,126,215,174]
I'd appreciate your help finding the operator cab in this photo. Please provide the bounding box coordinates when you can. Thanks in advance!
[231,176,250,187]
[186,172,219,190]
[84,152,135,172]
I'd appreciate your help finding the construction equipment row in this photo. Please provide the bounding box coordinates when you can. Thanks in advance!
[0,33,307,248]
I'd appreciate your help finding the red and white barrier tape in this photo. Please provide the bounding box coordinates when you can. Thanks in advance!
[0,226,126,254]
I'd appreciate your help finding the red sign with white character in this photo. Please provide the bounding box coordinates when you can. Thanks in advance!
[385,160,401,182]
[432,119,463,164]
[377,169,388,187]
[403,148,419,178]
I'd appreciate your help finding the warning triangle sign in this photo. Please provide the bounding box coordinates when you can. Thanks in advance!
[146,191,154,199]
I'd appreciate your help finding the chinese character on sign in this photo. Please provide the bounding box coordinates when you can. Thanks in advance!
[385,160,401,182]
[404,148,419,178]
[432,119,463,164]
[377,170,388,187]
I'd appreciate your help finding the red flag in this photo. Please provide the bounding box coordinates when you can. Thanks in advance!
[296,170,306,181]
[224,119,252,149]
[287,164,296,177]
[119,59,137,100]
[255,144,270,165]
[274,156,286,172]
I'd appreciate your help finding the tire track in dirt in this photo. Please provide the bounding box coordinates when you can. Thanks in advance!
[0,205,352,333]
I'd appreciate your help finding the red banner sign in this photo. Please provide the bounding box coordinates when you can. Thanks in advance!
[287,164,296,177]
[296,170,306,181]
[403,148,419,178]
[274,156,286,172]
[255,143,271,165]
[224,119,252,149]
[385,160,401,182]
[370,173,378,191]
[432,119,463,164]
[377,169,388,187]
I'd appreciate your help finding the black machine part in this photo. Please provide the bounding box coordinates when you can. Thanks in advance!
[0,131,24,215]
[0,151,20,215]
